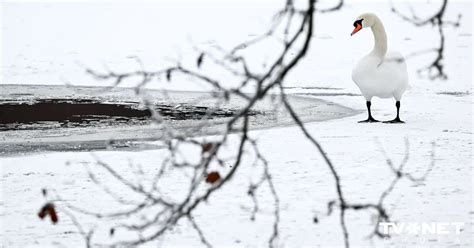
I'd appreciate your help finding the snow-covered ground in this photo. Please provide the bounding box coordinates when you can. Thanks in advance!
[1,0,472,247]
[2,83,472,247]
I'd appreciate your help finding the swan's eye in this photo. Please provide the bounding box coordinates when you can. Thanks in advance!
[353,19,363,27]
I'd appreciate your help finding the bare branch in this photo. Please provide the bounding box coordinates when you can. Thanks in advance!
[390,0,461,79]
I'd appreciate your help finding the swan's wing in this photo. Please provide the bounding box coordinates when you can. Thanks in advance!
[375,51,410,89]
[384,51,407,69]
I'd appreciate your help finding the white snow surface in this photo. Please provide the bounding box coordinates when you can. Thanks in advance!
[1,0,473,247]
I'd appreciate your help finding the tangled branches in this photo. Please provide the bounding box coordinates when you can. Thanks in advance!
[390,0,461,79]
[44,1,316,247]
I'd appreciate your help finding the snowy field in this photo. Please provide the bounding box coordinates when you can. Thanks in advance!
[1,0,473,247]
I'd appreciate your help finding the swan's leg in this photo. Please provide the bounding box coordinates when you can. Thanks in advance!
[359,101,379,123]
[384,101,405,123]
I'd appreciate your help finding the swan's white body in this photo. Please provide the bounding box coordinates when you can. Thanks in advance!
[351,13,410,101]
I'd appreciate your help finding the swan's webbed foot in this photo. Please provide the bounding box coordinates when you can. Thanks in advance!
[384,101,405,123]
[383,117,405,124]
[358,117,380,123]
[359,101,379,123]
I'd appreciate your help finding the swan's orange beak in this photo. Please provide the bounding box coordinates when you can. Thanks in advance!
[351,24,362,36]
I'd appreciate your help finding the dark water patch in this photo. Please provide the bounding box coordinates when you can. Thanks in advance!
[0,98,254,131]
[0,85,357,155]
[0,99,149,125]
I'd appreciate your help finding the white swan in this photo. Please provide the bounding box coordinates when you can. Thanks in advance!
[351,13,410,123]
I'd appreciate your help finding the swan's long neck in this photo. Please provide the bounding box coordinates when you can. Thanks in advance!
[370,17,387,60]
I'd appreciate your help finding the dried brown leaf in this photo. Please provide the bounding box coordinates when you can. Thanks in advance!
[38,203,58,224]
[206,171,221,184]
[201,143,214,153]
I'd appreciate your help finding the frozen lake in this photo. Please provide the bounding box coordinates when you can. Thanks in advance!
[0,84,355,155]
